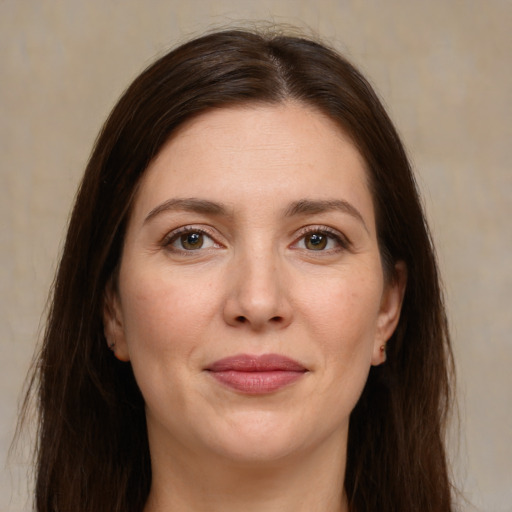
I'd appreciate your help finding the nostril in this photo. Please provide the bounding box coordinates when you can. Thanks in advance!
[230,314,287,326]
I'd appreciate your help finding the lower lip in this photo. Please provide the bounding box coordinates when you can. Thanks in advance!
[209,370,305,394]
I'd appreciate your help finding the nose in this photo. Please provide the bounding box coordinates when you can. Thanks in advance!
[222,247,293,331]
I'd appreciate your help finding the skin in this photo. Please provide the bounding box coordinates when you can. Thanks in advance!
[104,102,406,512]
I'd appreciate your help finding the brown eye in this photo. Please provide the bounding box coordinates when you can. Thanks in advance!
[179,232,204,250]
[305,233,328,250]
[165,228,218,254]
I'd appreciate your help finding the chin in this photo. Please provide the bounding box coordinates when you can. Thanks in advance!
[211,436,303,465]
[198,409,329,465]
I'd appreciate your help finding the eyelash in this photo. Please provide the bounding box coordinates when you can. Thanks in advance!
[161,226,221,254]
[161,225,351,254]
[293,226,351,253]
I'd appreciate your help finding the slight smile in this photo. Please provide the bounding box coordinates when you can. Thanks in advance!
[205,354,308,394]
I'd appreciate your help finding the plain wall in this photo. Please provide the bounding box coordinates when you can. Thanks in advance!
[1,1,511,510]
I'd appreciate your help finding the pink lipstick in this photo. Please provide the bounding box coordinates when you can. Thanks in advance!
[206,354,307,394]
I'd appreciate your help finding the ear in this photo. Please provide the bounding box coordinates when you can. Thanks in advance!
[103,279,130,362]
[371,261,407,366]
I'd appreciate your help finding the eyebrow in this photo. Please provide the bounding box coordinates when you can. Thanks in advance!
[144,197,368,232]
[284,199,369,232]
[144,198,228,224]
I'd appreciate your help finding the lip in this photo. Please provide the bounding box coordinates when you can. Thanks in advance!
[205,353,308,394]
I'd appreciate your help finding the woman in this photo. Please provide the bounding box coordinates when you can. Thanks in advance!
[24,29,455,511]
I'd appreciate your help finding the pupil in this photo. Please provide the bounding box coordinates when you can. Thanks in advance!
[182,232,203,249]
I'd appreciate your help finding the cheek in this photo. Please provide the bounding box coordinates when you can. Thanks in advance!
[283,270,384,437]
[306,274,382,340]
[296,266,384,379]
[119,268,220,361]
[117,269,223,421]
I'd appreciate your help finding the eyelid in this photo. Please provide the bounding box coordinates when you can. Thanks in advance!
[159,223,351,253]
[161,225,224,252]
[291,225,352,251]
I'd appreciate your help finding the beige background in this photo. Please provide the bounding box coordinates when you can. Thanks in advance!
[1,1,511,511]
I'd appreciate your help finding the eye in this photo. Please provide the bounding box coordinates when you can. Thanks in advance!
[304,232,329,250]
[164,228,218,252]
[293,228,349,252]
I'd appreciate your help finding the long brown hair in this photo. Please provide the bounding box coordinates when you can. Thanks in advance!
[22,29,455,511]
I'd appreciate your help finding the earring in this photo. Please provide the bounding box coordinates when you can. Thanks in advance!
[380,344,387,360]
[108,339,116,351]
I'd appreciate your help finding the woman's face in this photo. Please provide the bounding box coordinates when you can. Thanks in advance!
[105,103,405,465]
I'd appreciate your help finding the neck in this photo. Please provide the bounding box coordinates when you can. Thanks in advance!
[143,428,349,512]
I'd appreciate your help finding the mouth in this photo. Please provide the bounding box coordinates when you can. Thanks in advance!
[205,353,308,394]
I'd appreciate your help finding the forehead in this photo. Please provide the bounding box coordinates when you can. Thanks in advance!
[131,102,375,228]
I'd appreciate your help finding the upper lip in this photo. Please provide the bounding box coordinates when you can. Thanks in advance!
[206,353,307,372]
